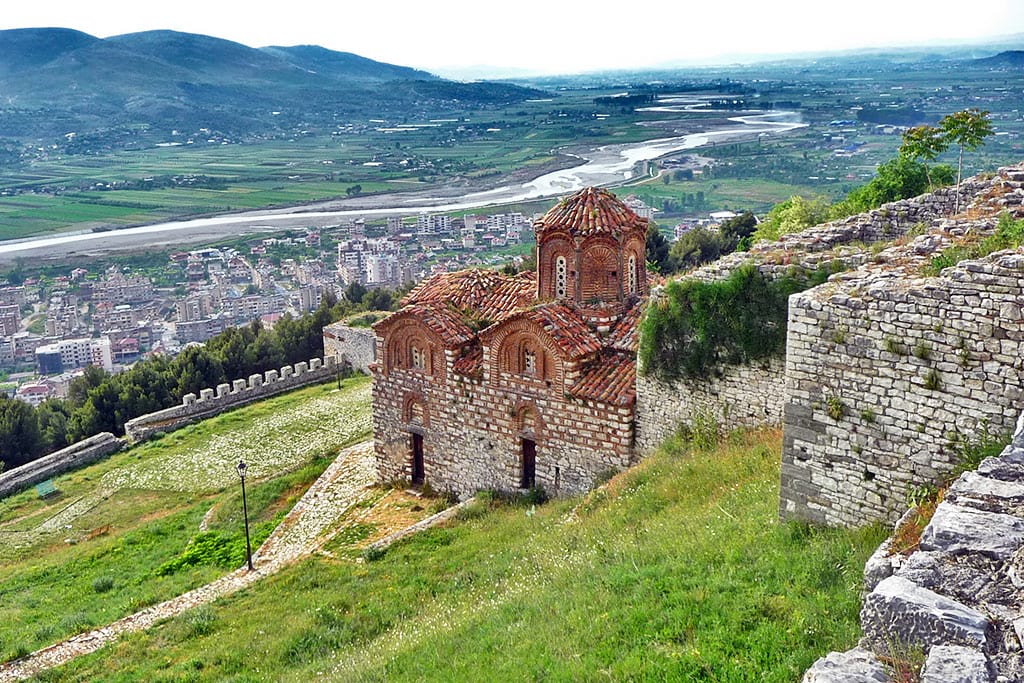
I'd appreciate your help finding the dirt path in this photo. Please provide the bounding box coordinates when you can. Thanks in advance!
[0,441,377,682]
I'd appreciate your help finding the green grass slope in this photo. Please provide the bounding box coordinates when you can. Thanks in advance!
[0,378,371,663]
[43,429,886,682]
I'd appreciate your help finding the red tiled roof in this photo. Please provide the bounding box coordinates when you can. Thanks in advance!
[534,187,648,240]
[452,345,483,378]
[373,303,475,348]
[570,353,637,405]
[401,269,536,321]
[481,302,602,359]
[607,300,644,353]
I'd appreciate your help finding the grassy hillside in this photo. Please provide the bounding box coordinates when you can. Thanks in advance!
[41,428,887,681]
[0,378,372,663]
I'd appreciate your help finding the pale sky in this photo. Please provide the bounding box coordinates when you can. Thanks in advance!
[3,0,1023,77]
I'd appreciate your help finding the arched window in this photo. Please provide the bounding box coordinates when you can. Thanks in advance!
[524,349,537,375]
[411,345,425,370]
[628,254,638,294]
[555,256,567,298]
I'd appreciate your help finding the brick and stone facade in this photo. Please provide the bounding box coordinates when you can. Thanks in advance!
[371,188,647,497]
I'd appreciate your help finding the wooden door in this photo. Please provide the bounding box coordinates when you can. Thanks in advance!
[411,433,425,486]
[521,438,536,489]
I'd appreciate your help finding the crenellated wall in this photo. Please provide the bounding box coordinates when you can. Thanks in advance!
[124,356,339,442]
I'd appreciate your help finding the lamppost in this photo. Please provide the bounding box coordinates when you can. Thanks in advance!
[236,459,254,571]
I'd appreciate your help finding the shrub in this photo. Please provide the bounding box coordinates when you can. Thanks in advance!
[639,265,832,381]
[826,395,845,421]
[91,576,114,593]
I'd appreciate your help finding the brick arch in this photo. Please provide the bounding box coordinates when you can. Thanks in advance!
[537,235,576,300]
[623,237,647,296]
[486,319,565,387]
[383,319,445,381]
[402,391,430,428]
[580,240,620,303]
[512,401,544,441]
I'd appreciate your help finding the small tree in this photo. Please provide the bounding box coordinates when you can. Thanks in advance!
[899,125,948,188]
[939,108,994,213]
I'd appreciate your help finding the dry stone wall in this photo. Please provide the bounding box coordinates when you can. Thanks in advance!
[124,356,338,443]
[634,169,1003,452]
[804,411,1024,682]
[0,433,124,499]
[780,192,1024,526]
[323,321,377,374]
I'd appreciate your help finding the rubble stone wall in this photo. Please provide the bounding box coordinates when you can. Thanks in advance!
[635,357,785,453]
[323,322,377,374]
[124,356,338,443]
[0,432,124,499]
[633,170,1005,456]
[803,412,1024,682]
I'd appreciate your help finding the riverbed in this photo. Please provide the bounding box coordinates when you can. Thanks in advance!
[0,112,805,262]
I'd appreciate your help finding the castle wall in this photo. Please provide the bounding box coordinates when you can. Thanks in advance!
[632,174,999,455]
[780,246,1024,527]
[803,411,1024,682]
[124,356,338,443]
[323,322,377,374]
[635,357,785,453]
[372,355,634,498]
[0,432,124,499]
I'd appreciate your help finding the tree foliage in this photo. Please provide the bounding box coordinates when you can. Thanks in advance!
[1,289,402,467]
[939,108,994,212]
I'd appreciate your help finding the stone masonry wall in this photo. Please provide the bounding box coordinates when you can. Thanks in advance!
[323,322,377,374]
[780,239,1024,527]
[124,356,338,443]
[635,357,785,453]
[0,432,124,499]
[633,169,1008,455]
[803,411,1024,682]
[373,352,635,499]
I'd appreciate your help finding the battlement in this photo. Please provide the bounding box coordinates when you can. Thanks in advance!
[124,356,338,443]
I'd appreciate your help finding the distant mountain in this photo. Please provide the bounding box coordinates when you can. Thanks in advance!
[971,50,1024,67]
[0,28,542,142]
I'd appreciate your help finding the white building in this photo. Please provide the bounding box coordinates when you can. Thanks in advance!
[35,337,113,374]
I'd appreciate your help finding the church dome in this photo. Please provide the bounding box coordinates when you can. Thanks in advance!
[534,186,648,240]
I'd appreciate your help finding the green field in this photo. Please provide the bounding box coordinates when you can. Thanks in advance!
[0,378,372,662]
[36,428,886,681]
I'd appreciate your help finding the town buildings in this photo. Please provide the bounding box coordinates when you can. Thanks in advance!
[370,187,648,497]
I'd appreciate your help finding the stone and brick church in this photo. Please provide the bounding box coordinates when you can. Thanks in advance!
[371,187,649,497]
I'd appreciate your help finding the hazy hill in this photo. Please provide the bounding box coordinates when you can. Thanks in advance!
[971,50,1024,67]
[0,28,541,141]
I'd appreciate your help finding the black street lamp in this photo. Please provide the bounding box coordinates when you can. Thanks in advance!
[236,459,254,571]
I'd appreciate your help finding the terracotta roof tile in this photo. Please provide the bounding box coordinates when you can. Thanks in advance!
[570,352,637,405]
[481,302,602,359]
[452,345,483,378]
[373,303,475,348]
[607,300,644,353]
[401,269,536,321]
[534,187,648,240]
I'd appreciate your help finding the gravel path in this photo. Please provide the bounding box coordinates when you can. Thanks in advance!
[0,441,377,682]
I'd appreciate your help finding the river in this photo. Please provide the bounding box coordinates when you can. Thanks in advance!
[0,112,805,261]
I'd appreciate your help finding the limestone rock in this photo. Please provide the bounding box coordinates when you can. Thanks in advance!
[919,644,992,683]
[802,647,891,682]
[920,503,1024,561]
[861,576,990,650]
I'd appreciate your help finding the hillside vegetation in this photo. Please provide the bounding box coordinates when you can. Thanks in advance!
[0,28,542,140]
[0,379,371,662]
[42,428,886,681]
